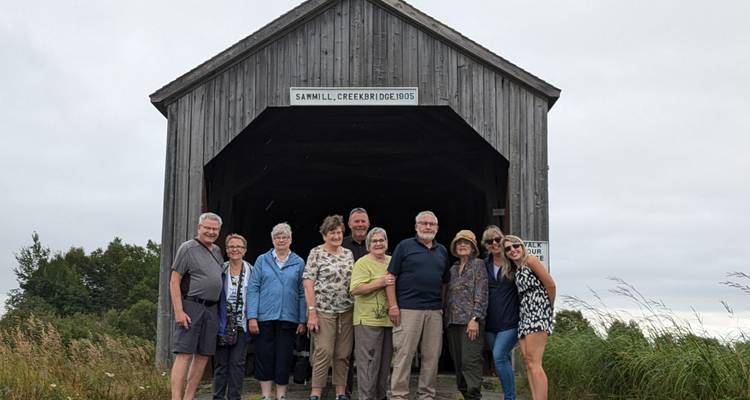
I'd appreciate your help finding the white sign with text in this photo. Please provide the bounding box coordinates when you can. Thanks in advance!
[525,241,550,271]
[290,87,418,106]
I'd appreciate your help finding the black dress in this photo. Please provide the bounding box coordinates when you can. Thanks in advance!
[515,264,553,338]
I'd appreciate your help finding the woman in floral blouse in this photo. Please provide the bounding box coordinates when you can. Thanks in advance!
[303,215,355,400]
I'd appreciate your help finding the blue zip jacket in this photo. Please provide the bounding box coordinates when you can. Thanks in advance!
[484,256,520,332]
[246,249,307,324]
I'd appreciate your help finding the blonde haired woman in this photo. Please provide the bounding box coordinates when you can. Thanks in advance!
[481,225,519,400]
[502,235,555,400]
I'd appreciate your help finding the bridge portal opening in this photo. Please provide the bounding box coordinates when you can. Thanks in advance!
[204,106,509,260]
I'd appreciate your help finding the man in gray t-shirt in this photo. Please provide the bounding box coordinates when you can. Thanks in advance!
[169,212,224,400]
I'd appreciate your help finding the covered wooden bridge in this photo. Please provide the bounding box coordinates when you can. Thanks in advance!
[150,0,560,367]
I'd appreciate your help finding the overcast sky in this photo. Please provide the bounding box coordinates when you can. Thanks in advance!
[2,0,749,336]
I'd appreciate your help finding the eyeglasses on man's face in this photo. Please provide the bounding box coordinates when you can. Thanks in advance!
[416,221,437,227]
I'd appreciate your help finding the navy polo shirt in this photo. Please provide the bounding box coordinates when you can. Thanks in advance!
[387,237,450,310]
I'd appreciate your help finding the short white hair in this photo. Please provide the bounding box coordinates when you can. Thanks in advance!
[199,212,222,226]
[366,227,388,249]
[271,222,292,238]
[415,210,438,224]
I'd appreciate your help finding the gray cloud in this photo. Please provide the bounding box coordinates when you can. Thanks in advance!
[2,1,749,330]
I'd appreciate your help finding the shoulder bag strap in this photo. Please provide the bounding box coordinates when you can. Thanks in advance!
[193,239,224,267]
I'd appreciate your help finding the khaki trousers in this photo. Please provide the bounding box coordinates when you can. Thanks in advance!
[311,309,354,389]
[390,309,443,400]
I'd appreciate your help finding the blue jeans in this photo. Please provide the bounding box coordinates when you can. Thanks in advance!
[486,328,518,400]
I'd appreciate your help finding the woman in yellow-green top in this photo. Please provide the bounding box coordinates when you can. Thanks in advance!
[349,227,395,400]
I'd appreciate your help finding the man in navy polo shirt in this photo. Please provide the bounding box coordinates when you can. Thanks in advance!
[385,211,450,400]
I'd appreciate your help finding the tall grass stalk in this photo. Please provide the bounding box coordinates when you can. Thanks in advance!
[0,317,169,399]
[544,278,750,400]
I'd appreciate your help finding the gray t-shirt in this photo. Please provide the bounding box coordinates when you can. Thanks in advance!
[172,239,224,302]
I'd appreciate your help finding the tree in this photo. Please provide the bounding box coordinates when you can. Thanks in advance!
[554,309,596,335]
[7,232,51,310]
[24,254,91,315]
[4,234,161,341]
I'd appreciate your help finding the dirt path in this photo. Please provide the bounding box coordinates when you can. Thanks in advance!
[197,375,525,400]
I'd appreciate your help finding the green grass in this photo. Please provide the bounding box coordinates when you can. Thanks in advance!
[0,317,170,400]
[543,278,750,400]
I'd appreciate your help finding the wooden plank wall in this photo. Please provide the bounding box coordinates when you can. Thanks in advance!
[156,0,550,366]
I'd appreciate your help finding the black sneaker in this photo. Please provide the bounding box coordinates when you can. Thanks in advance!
[335,395,349,400]
[308,396,320,400]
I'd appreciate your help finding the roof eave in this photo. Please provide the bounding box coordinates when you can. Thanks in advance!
[150,0,335,115]
[150,0,561,116]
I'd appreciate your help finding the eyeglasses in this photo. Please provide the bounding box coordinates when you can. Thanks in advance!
[484,237,503,245]
[417,221,438,227]
[227,245,246,250]
[504,243,522,252]
[199,224,220,232]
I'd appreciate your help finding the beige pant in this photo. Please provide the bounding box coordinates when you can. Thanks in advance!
[390,309,443,400]
[311,309,353,389]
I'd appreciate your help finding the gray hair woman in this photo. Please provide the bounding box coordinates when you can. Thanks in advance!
[444,229,488,400]
[349,227,395,400]
[246,223,307,400]
[303,215,355,400]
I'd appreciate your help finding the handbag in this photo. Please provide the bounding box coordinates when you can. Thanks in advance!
[218,318,238,347]
[292,333,311,383]
[216,317,237,346]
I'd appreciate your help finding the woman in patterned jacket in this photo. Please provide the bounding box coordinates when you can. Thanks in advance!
[502,235,556,400]
[303,215,355,400]
[444,229,488,400]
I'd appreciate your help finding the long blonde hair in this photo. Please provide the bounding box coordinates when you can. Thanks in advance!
[482,226,515,280]
[501,235,528,270]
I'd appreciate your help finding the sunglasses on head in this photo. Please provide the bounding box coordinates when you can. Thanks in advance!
[484,237,503,245]
[504,243,522,252]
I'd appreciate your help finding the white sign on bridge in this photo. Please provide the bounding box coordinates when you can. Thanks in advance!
[525,241,550,271]
[290,87,418,106]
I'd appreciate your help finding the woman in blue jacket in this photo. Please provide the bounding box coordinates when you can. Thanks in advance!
[247,223,307,400]
[481,225,520,400]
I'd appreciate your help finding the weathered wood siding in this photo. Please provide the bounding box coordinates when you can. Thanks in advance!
[155,0,550,366]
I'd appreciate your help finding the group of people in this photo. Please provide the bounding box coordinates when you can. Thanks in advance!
[168,208,556,400]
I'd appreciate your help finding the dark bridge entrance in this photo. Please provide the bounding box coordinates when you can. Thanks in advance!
[204,106,509,260]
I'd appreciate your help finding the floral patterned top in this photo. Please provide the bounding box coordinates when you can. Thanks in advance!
[303,245,354,313]
[445,257,488,325]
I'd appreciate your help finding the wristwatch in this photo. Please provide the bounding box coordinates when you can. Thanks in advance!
[308,306,316,311]
[471,316,479,322]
